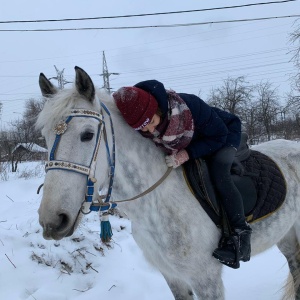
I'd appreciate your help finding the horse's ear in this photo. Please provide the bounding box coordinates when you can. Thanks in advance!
[39,73,58,97]
[74,66,95,102]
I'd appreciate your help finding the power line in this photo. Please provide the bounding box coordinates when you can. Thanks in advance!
[0,47,286,77]
[118,48,290,73]
[0,0,296,24]
[117,61,292,84]
[0,20,290,64]
[1,64,295,105]
[0,47,292,84]
[1,15,299,32]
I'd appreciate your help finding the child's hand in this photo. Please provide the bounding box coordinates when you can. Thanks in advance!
[165,150,189,168]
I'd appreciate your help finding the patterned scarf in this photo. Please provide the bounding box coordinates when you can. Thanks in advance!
[140,90,194,155]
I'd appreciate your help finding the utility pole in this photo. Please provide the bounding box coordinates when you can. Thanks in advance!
[99,51,119,94]
[49,65,72,89]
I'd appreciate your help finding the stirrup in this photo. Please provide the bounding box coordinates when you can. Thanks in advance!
[213,251,240,269]
[212,235,241,269]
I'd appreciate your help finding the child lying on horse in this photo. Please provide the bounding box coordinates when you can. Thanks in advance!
[113,80,252,269]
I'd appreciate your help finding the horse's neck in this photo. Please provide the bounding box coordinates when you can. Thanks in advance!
[105,105,165,202]
[102,101,213,236]
[114,123,163,195]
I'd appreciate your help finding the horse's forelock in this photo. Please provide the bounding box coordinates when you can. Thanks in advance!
[36,87,103,131]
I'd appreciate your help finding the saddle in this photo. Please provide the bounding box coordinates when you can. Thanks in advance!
[183,133,287,226]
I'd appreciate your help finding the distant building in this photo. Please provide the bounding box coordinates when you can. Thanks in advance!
[12,143,48,161]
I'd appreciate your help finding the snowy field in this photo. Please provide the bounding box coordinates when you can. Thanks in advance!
[0,162,290,300]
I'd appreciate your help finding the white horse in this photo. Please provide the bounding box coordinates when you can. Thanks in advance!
[37,66,300,300]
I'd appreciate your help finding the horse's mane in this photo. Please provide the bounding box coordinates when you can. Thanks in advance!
[97,90,120,116]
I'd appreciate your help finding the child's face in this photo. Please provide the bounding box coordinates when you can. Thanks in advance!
[141,114,161,133]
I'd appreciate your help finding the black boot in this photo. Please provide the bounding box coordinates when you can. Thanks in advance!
[212,224,252,269]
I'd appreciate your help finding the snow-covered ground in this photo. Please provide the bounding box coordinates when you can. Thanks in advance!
[0,162,290,300]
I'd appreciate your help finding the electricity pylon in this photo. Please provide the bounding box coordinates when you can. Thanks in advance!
[99,51,119,94]
[49,65,72,89]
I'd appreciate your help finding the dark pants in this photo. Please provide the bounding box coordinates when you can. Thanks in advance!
[210,146,246,228]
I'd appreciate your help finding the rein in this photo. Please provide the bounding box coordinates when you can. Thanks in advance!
[97,167,172,205]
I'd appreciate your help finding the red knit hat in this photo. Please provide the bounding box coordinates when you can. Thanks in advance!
[113,86,158,130]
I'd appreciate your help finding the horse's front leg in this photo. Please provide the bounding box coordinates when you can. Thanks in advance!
[190,275,224,300]
[188,260,225,300]
[162,262,224,300]
[162,275,194,300]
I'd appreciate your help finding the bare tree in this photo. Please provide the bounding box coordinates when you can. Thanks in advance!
[290,21,300,95]
[5,98,45,172]
[255,81,280,141]
[240,98,262,144]
[284,93,300,137]
[207,76,253,115]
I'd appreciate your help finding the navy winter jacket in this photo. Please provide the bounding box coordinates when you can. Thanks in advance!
[134,80,241,159]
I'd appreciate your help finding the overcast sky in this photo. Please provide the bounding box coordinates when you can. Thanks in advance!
[0,0,299,127]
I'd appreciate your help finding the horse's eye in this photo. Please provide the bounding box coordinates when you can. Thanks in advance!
[81,132,94,142]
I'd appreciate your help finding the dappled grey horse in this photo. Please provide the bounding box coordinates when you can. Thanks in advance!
[37,66,300,299]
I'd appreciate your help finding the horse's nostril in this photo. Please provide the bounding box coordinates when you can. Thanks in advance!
[57,213,70,231]
[40,211,74,240]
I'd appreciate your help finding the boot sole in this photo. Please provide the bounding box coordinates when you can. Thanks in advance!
[212,252,240,269]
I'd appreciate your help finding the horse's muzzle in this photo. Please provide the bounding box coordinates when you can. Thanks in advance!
[39,211,76,240]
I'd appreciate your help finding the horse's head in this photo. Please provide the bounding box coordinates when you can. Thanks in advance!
[36,66,110,240]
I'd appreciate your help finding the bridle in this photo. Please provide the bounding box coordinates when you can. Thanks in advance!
[42,100,172,218]
[38,97,173,242]
[45,102,117,215]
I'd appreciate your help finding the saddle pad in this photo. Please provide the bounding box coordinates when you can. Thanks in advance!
[183,150,287,225]
[242,150,286,223]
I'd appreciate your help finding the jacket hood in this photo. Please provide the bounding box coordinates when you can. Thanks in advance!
[134,80,169,116]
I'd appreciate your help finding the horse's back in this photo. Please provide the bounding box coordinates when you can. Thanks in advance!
[253,139,300,159]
